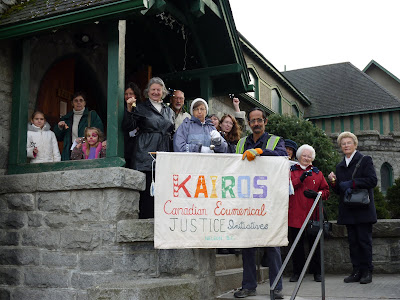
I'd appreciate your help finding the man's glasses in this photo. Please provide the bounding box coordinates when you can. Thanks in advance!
[249,118,265,124]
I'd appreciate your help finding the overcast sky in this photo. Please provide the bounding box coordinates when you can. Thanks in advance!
[229,0,400,79]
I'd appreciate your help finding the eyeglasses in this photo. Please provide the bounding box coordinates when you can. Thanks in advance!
[193,107,206,112]
[173,96,184,100]
[249,118,265,124]
[73,98,85,103]
[222,121,233,126]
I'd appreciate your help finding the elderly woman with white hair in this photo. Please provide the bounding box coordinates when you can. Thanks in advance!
[122,77,175,219]
[173,98,227,153]
[328,132,377,284]
[288,144,330,283]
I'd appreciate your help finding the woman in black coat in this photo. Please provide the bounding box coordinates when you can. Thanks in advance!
[122,82,142,169]
[122,77,174,219]
[328,131,377,284]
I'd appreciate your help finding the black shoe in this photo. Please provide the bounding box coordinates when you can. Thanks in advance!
[314,273,322,282]
[274,290,284,299]
[233,289,256,298]
[360,270,372,284]
[289,274,300,282]
[217,248,230,254]
[344,271,361,283]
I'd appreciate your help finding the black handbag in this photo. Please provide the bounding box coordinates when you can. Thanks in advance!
[343,156,370,207]
[306,210,332,238]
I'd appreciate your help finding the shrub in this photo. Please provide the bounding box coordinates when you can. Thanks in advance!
[386,177,400,218]
[374,186,390,219]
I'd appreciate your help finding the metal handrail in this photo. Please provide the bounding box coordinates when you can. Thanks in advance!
[270,191,325,300]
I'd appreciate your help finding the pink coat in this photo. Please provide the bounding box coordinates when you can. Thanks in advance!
[288,164,330,228]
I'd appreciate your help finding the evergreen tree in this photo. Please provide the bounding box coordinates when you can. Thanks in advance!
[265,114,341,219]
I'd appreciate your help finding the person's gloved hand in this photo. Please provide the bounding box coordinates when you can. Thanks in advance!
[300,170,312,182]
[242,148,263,161]
[344,188,352,199]
[303,189,318,199]
[210,130,222,146]
[339,180,353,192]
[201,146,213,153]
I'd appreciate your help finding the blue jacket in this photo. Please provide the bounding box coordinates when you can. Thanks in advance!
[236,132,287,156]
[173,116,228,153]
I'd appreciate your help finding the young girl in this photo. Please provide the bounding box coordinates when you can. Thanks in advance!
[71,127,107,160]
[27,111,61,163]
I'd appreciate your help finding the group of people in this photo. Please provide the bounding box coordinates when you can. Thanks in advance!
[26,76,378,298]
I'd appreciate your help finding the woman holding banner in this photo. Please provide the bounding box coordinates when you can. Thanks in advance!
[288,144,329,283]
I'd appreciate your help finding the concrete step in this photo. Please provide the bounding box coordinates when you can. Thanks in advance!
[216,253,243,271]
[215,266,269,297]
[88,278,201,300]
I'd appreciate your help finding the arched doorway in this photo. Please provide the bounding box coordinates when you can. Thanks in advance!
[380,162,393,194]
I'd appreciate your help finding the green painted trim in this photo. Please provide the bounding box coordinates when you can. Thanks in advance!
[363,60,400,85]
[389,111,394,132]
[379,112,384,134]
[163,63,243,80]
[190,0,221,18]
[307,107,400,120]
[9,39,30,168]
[238,34,310,106]
[239,93,274,115]
[369,114,373,130]
[321,119,325,131]
[248,68,259,100]
[7,157,126,175]
[350,115,354,132]
[340,117,344,132]
[331,119,335,133]
[360,114,364,130]
[0,0,147,40]
[106,20,125,158]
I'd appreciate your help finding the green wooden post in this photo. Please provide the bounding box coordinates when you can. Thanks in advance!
[106,20,125,159]
[200,76,212,102]
[9,39,30,170]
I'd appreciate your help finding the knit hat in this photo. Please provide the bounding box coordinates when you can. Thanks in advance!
[190,98,209,115]
[285,139,298,154]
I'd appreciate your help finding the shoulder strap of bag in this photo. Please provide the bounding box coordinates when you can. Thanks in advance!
[351,155,365,180]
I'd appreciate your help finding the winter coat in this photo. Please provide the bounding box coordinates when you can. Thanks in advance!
[289,164,330,228]
[332,151,377,225]
[173,116,228,153]
[27,122,61,163]
[53,107,104,161]
[70,142,106,160]
[122,99,175,172]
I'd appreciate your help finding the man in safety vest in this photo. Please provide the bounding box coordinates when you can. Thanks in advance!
[234,107,287,299]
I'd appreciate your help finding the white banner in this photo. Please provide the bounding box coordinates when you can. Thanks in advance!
[154,152,289,249]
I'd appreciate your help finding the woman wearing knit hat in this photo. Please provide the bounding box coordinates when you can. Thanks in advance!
[285,139,298,161]
[173,98,228,153]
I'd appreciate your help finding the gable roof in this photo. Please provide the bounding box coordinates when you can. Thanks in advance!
[363,59,400,85]
[282,62,400,119]
[238,32,310,106]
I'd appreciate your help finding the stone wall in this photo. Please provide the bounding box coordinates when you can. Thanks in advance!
[0,167,216,300]
[0,40,13,176]
[324,220,400,273]
[328,130,400,188]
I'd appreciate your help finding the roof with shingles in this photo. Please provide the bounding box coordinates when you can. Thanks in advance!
[282,62,400,118]
[0,0,119,25]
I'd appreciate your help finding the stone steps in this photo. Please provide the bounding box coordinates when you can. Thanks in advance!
[215,252,269,297]
[87,278,201,300]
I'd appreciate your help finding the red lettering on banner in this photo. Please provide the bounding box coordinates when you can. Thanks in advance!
[173,174,192,197]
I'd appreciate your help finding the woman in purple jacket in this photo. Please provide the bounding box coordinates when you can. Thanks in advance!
[173,98,228,153]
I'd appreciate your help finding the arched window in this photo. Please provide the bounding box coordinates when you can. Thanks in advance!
[292,104,299,117]
[380,162,393,194]
[247,68,259,100]
[271,88,281,114]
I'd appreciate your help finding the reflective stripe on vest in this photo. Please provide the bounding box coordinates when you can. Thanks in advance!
[235,135,280,154]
